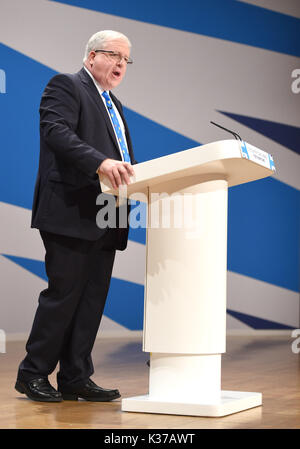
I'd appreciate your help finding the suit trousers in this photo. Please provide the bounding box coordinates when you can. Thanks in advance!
[18,230,116,388]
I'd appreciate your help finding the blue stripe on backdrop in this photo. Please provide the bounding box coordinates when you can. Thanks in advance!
[219,111,300,156]
[227,309,294,330]
[128,220,146,245]
[228,177,300,293]
[4,254,297,330]
[2,254,144,330]
[0,44,57,210]
[50,0,300,57]
[104,278,144,330]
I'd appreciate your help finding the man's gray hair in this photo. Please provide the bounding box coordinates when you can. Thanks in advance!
[83,30,131,63]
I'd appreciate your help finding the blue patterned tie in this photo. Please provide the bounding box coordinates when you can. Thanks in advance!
[102,91,131,163]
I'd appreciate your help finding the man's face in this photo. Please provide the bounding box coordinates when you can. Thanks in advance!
[88,38,130,90]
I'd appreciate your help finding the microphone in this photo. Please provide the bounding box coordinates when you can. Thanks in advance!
[210,121,242,141]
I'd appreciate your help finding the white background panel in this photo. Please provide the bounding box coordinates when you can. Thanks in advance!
[112,241,145,285]
[227,271,300,328]
[0,255,45,335]
[0,202,44,260]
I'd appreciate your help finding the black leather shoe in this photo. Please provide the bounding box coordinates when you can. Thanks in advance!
[59,379,121,402]
[15,378,62,402]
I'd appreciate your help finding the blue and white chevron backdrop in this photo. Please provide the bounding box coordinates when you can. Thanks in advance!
[0,0,299,337]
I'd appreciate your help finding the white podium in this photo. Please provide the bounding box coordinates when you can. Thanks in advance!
[99,139,276,417]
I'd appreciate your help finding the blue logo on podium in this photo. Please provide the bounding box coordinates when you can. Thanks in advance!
[241,141,249,159]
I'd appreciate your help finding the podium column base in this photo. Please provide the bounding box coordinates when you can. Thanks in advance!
[121,391,262,417]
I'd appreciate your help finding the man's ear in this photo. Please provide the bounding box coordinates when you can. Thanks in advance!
[89,51,96,67]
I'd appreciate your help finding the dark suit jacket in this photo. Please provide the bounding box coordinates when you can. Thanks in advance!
[31,67,137,247]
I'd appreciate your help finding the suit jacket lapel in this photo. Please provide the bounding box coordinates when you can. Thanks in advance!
[78,68,135,163]
[78,68,120,154]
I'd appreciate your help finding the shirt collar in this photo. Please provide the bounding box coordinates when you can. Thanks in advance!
[83,65,109,96]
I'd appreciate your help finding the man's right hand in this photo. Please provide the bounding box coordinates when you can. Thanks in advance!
[97,158,135,190]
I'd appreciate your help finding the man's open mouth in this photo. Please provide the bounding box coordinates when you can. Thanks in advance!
[112,70,121,78]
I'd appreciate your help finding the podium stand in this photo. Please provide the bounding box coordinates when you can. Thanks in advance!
[99,139,276,417]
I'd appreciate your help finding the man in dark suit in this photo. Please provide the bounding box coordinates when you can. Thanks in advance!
[15,30,136,402]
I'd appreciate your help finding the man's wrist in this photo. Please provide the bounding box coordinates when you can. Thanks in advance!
[96,159,106,175]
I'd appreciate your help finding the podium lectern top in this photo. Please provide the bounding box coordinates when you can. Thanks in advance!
[99,139,276,197]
